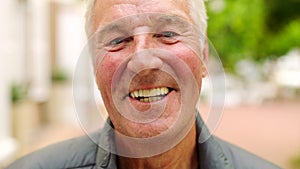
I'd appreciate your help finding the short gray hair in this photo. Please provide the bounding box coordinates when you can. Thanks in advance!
[85,0,207,41]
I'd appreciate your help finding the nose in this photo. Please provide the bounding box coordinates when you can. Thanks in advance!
[127,34,163,73]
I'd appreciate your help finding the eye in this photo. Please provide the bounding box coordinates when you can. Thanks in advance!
[110,37,132,45]
[155,31,179,38]
[154,31,180,44]
[105,36,133,51]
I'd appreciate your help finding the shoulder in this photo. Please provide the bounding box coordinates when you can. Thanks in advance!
[214,137,282,169]
[5,132,101,169]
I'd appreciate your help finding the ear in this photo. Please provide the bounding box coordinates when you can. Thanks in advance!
[201,38,208,78]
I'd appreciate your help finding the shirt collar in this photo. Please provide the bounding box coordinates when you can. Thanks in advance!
[195,112,235,169]
[96,112,235,169]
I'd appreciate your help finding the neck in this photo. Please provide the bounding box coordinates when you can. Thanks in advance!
[117,123,198,169]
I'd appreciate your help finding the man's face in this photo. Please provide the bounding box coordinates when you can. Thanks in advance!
[92,0,207,138]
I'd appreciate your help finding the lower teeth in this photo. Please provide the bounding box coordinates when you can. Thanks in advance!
[140,96,164,102]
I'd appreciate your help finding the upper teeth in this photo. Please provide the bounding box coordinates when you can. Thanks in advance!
[130,87,169,98]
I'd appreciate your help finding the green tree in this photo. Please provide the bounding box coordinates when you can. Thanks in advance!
[206,0,300,72]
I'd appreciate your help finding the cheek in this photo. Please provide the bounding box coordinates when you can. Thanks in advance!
[169,45,203,77]
[95,54,123,90]
[182,55,203,89]
[168,45,203,92]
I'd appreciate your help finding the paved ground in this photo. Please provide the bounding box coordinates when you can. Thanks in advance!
[209,100,300,169]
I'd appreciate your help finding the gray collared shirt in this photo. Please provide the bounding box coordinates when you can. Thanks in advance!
[6,113,281,169]
[95,113,280,169]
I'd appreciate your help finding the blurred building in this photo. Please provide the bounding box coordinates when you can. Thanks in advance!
[0,0,89,166]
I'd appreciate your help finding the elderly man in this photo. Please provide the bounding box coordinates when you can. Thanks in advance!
[6,0,280,168]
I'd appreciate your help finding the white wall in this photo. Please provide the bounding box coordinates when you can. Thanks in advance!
[56,2,86,78]
[0,0,24,163]
[0,0,21,140]
[27,0,51,102]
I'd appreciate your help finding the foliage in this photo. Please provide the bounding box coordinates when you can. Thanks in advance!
[51,69,69,83]
[261,20,300,57]
[290,153,300,169]
[10,83,28,104]
[265,0,300,33]
[206,0,300,72]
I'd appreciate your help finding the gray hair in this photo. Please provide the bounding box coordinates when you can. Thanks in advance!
[85,0,207,39]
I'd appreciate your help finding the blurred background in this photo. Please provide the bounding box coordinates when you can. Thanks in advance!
[0,0,299,168]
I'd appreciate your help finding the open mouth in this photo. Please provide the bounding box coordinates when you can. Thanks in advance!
[129,87,173,102]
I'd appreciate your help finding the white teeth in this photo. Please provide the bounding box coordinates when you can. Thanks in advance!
[134,91,139,98]
[144,90,150,96]
[139,96,164,102]
[149,89,157,96]
[129,87,170,101]
[144,98,149,102]
[162,88,169,94]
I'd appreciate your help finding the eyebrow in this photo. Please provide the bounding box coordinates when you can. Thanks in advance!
[96,23,126,39]
[156,15,189,28]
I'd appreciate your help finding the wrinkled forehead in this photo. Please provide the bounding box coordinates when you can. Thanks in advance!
[96,14,192,36]
[93,0,193,32]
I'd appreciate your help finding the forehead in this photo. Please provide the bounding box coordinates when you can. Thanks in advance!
[93,0,192,32]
